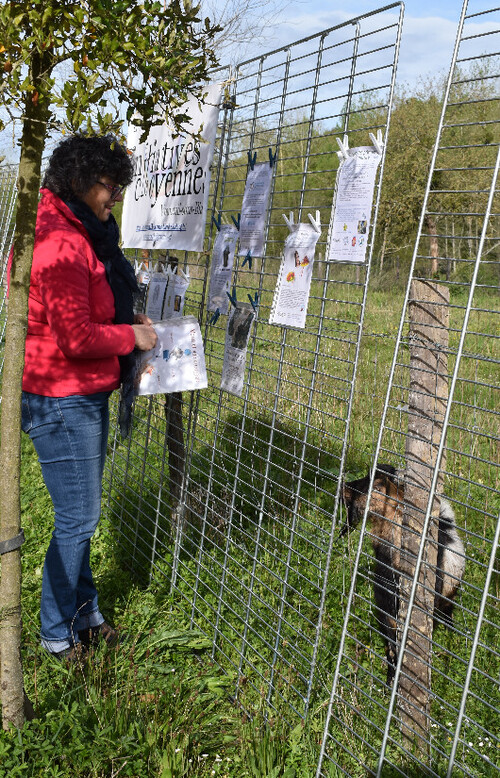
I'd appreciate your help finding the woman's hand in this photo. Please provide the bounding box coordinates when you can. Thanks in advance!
[132,323,158,351]
[134,313,153,326]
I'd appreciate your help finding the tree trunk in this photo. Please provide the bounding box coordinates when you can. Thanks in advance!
[396,280,449,754]
[0,52,50,730]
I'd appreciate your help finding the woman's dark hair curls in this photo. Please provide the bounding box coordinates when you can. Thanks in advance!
[42,134,134,200]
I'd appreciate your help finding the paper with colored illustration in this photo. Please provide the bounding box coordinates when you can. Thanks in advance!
[327,145,381,263]
[136,316,207,395]
[269,222,320,329]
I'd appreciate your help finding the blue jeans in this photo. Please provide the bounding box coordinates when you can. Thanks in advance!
[22,391,110,653]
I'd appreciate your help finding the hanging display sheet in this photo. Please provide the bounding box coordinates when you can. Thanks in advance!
[269,222,320,329]
[221,303,255,397]
[207,224,239,314]
[327,146,381,263]
[134,263,151,315]
[145,271,169,321]
[136,316,207,396]
[122,83,222,251]
[238,162,273,257]
[162,268,190,318]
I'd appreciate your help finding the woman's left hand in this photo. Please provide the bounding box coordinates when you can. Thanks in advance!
[134,313,153,326]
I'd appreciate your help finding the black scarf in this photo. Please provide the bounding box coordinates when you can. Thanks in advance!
[65,198,139,438]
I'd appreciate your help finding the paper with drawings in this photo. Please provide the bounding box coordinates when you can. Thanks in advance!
[208,224,239,314]
[136,316,207,395]
[221,303,255,397]
[269,222,320,329]
[327,146,381,263]
[134,263,150,315]
[162,268,190,318]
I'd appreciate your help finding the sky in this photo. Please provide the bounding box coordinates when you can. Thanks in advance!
[235,0,497,89]
[1,1,497,162]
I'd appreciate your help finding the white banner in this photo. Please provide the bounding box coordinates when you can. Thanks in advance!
[327,146,381,263]
[122,83,222,251]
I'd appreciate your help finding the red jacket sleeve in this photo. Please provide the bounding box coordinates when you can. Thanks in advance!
[34,229,136,359]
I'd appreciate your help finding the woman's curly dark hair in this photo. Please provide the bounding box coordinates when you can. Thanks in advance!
[42,134,134,200]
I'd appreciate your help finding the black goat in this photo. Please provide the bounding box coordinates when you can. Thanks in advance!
[341,464,465,685]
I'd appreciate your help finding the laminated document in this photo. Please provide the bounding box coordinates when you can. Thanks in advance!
[136,316,207,395]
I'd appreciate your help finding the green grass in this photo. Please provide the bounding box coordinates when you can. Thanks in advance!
[0,433,333,777]
[1,286,498,777]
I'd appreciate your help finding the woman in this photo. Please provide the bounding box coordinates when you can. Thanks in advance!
[20,134,157,661]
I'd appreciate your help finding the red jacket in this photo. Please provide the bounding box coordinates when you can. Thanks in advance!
[20,189,135,396]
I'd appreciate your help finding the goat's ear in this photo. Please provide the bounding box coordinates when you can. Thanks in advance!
[372,473,390,493]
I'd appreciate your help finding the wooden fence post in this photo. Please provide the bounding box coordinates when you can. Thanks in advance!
[397,279,449,752]
[163,255,186,533]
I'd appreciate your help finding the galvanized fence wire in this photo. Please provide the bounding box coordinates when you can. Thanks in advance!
[0,164,19,375]
[317,1,500,776]
[104,2,405,724]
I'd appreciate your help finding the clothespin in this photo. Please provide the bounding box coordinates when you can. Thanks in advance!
[226,286,238,308]
[231,213,241,231]
[283,212,295,231]
[242,250,252,269]
[247,292,259,312]
[308,210,321,235]
[269,147,277,167]
[369,129,384,155]
[212,213,222,231]
[247,151,257,171]
[336,135,349,162]
[209,308,221,325]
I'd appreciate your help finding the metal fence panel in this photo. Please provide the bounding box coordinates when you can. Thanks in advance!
[105,3,404,723]
[317,1,499,775]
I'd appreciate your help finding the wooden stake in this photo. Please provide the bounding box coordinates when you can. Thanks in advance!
[397,279,449,753]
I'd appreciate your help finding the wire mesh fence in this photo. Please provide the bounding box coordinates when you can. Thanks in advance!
[105,2,406,726]
[317,1,500,775]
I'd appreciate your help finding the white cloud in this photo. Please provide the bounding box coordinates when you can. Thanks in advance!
[255,3,499,88]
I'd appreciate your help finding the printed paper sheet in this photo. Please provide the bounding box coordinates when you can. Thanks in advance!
[327,146,381,263]
[269,223,320,329]
[238,162,273,257]
[221,303,255,397]
[136,316,207,395]
[208,224,239,314]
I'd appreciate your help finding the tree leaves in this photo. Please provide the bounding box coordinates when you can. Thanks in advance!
[0,0,221,140]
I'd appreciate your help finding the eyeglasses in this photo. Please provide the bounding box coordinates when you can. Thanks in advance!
[97,181,127,200]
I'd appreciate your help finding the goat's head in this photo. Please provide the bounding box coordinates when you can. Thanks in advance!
[340,464,400,538]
